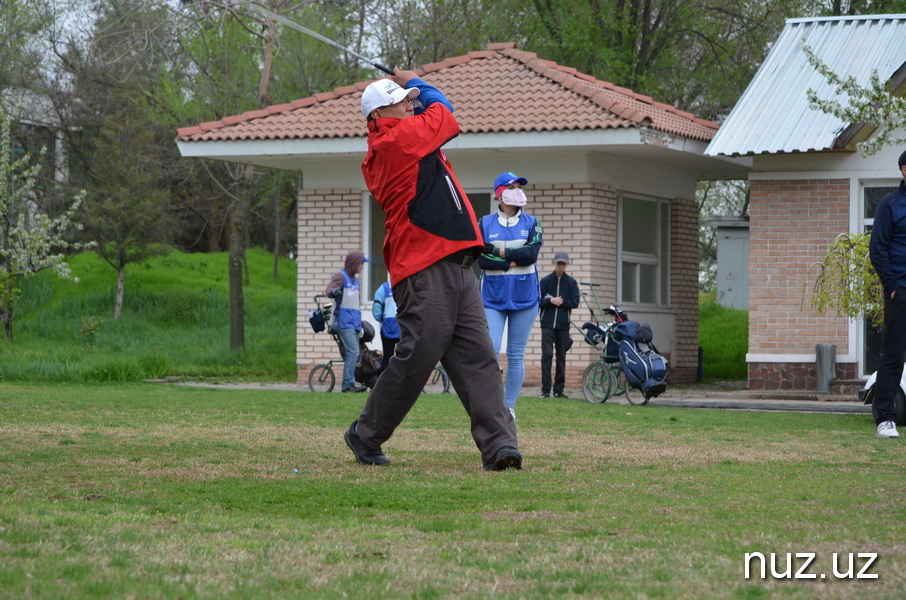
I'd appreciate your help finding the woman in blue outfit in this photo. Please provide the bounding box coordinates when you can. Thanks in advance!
[478,171,542,416]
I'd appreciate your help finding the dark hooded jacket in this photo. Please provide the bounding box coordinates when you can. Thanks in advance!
[325,251,367,297]
[324,251,366,331]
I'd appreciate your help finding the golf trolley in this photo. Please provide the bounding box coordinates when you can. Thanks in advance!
[307,295,382,393]
[570,283,645,405]
[306,295,450,394]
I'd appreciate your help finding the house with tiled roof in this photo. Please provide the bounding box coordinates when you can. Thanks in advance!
[706,14,906,392]
[177,42,750,389]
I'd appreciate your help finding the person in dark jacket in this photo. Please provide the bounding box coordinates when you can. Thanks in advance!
[868,148,906,439]
[342,70,521,471]
[538,251,580,398]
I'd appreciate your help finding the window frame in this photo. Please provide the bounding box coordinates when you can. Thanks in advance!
[860,179,901,375]
[618,193,670,308]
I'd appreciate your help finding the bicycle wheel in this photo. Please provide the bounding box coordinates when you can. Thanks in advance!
[582,361,615,404]
[308,364,335,393]
[422,365,450,394]
[617,370,648,405]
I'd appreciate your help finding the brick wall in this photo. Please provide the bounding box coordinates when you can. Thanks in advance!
[670,196,701,384]
[296,182,701,390]
[522,183,619,391]
[296,189,364,385]
[747,179,854,389]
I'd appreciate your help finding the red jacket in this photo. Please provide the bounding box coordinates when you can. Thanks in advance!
[362,104,483,284]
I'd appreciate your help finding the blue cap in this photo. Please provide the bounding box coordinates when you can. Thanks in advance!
[493,171,528,198]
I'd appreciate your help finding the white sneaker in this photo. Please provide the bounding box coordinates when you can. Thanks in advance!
[509,408,516,421]
[876,420,899,438]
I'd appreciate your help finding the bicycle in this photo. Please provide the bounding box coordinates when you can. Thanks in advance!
[422,363,451,394]
[571,283,646,405]
[307,295,381,393]
[307,295,450,394]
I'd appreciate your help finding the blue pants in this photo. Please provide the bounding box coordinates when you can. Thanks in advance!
[336,327,360,391]
[485,305,538,410]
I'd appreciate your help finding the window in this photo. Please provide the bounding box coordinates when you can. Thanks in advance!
[619,195,669,306]
[862,183,900,374]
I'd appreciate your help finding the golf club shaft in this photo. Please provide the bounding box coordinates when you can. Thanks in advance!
[228,1,394,75]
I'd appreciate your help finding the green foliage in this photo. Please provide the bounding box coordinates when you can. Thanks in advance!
[510,0,802,119]
[1,248,296,381]
[78,315,101,354]
[0,109,91,340]
[808,232,883,322]
[0,0,48,89]
[699,292,748,380]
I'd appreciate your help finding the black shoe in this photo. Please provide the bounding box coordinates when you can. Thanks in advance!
[344,420,390,466]
[342,385,367,393]
[553,392,569,398]
[540,391,550,398]
[484,446,522,471]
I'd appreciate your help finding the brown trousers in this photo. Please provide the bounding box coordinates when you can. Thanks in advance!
[356,259,518,466]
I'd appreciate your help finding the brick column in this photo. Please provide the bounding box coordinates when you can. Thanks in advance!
[296,188,365,385]
[747,179,853,389]
[671,197,700,384]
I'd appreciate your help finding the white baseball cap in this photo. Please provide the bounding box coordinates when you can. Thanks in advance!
[361,79,420,118]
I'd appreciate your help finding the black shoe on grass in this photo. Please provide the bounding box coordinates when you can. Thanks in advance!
[484,446,522,471]
[344,420,390,466]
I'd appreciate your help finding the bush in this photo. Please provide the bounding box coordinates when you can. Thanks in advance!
[698,292,748,380]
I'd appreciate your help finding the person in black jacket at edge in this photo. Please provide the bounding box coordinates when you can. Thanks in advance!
[868,149,906,439]
[538,251,580,398]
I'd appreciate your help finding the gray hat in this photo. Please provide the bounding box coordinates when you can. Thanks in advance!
[899,149,906,167]
[554,251,570,264]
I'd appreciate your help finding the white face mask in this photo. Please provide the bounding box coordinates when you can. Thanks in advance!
[501,188,527,207]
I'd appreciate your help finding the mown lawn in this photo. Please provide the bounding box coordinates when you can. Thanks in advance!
[1,383,903,599]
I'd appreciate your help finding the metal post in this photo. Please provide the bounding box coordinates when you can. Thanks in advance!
[815,344,836,393]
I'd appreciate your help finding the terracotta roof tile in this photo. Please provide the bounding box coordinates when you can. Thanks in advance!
[177,43,718,144]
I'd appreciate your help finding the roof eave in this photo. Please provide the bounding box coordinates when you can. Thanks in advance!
[177,127,749,179]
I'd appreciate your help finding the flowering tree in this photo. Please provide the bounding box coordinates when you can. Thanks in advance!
[803,44,904,321]
[804,43,906,157]
[0,110,89,342]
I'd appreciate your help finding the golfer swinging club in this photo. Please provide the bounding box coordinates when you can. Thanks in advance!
[343,69,522,471]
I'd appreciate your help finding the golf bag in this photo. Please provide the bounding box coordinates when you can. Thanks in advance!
[581,321,620,362]
[355,348,383,390]
[613,321,668,399]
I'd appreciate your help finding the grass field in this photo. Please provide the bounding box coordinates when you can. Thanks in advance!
[1,249,297,382]
[1,383,903,599]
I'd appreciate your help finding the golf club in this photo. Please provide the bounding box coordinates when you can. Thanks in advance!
[225,0,395,75]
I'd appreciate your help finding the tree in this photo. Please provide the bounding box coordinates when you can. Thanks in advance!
[803,44,906,157]
[490,0,806,120]
[0,0,48,90]
[55,0,178,320]
[801,25,906,320]
[0,110,89,342]
[174,0,371,348]
[808,233,883,322]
